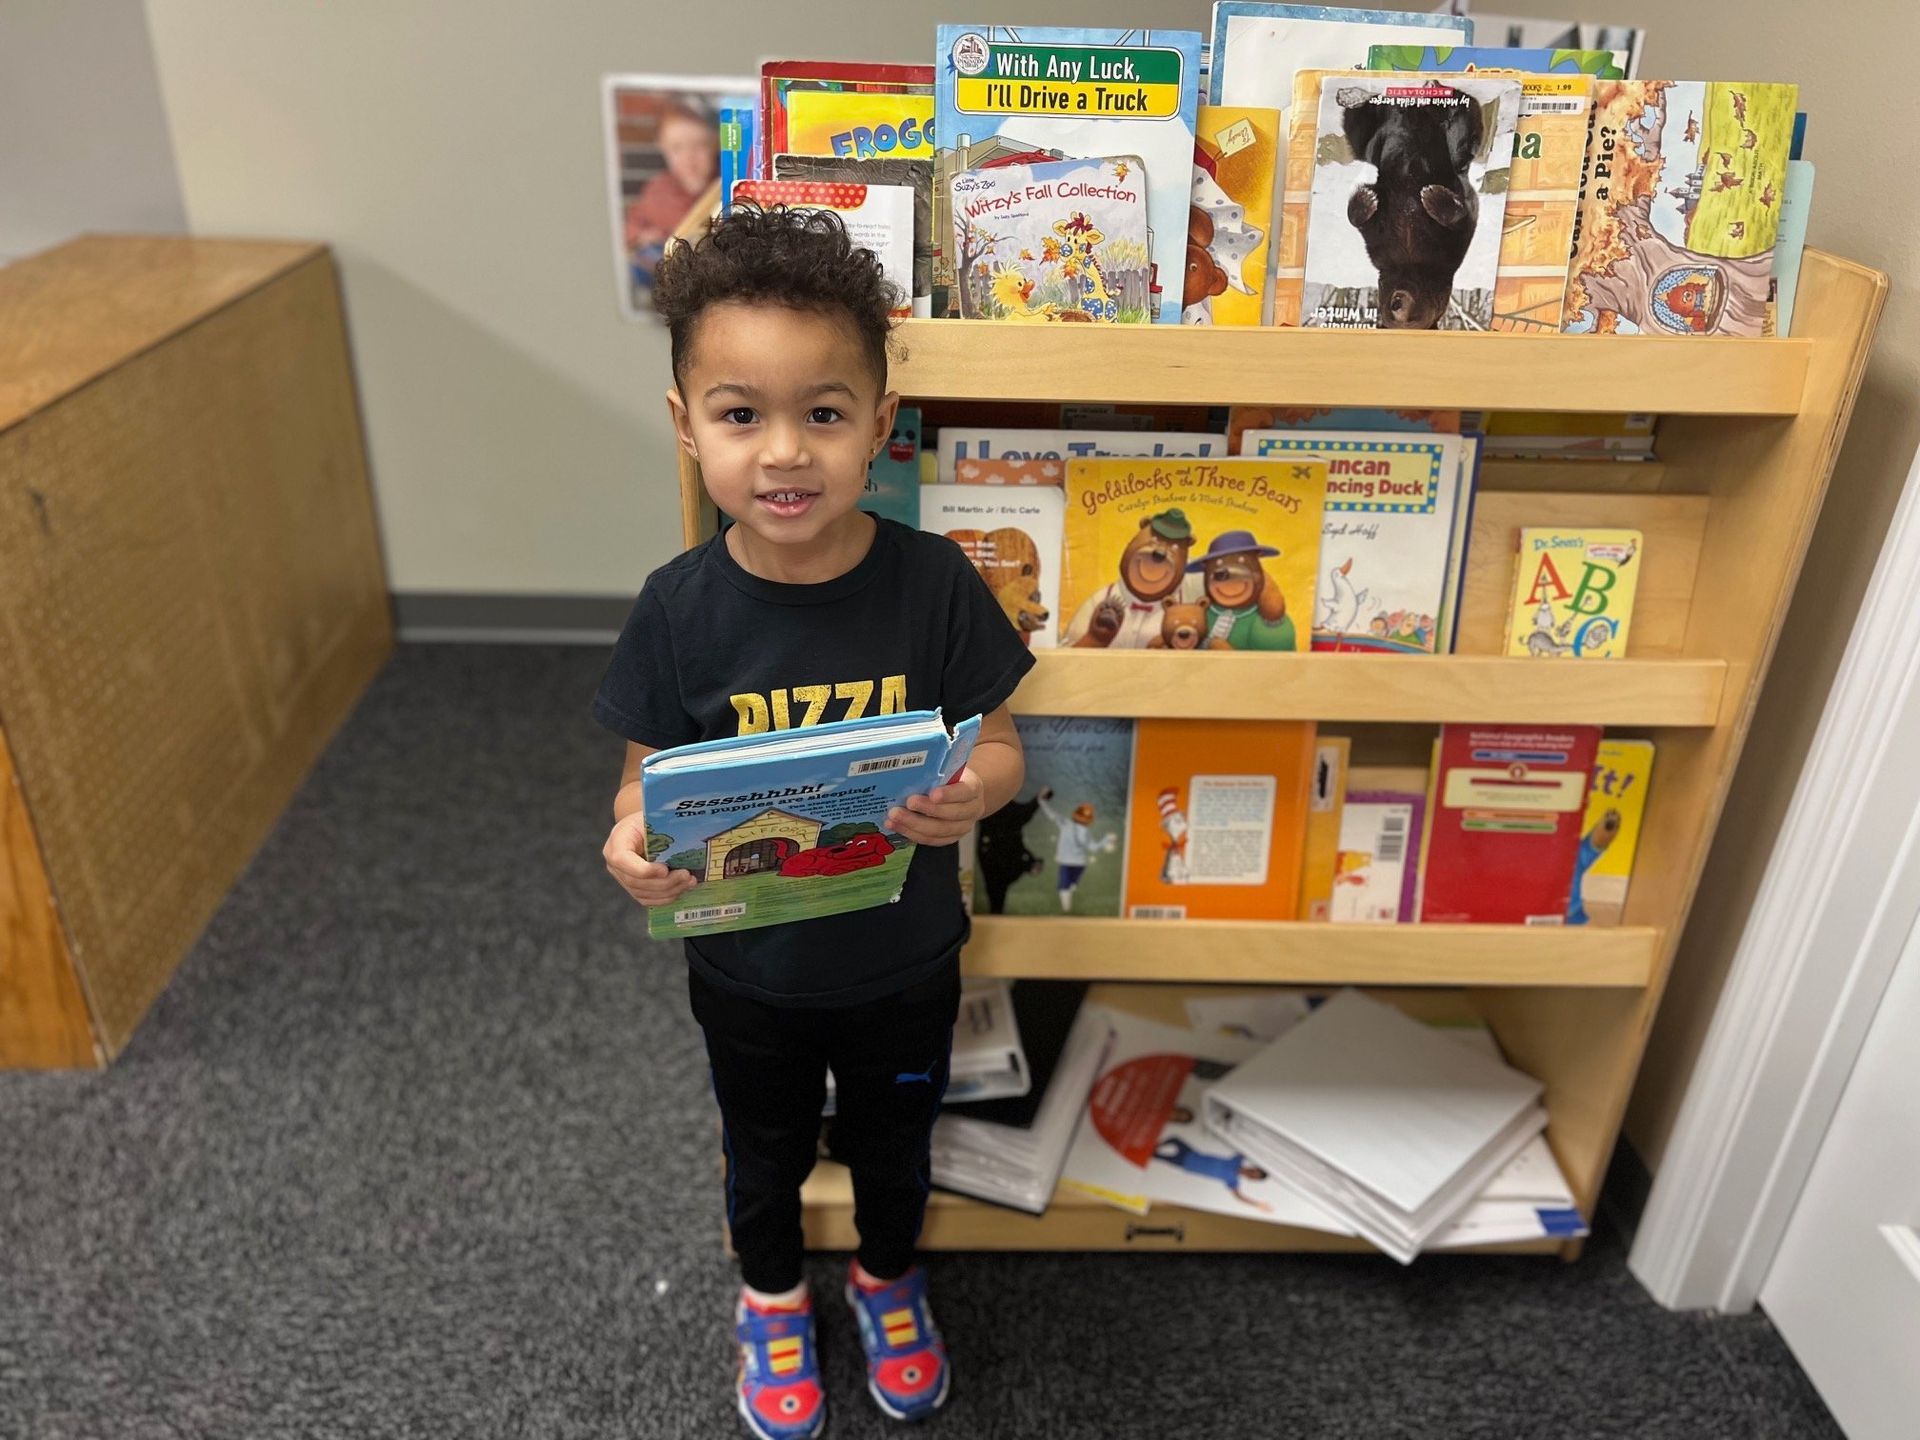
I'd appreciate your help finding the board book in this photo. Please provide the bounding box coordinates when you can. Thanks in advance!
[1239,429,1467,654]
[1298,735,1351,921]
[731,178,915,316]
[1123,719,1317,920]
[920,483,1066,650]
[937,427,1229,484]
[1186,106,1281,326]
[772,153,934,317]
[1418,724,1600,925]
[1301,73,1523,329]
[642,709,981,939]
[1060,457,1328,652]
[1569,738,1653,926]
[1504,527,1642,659]
[948,154,1152,323]
[975,716,1133,917]
[1564,80,1798,337]
[935,25,1203,324]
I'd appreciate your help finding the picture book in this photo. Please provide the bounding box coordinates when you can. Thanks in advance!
[1364,44,1624,79]
[1270,67,1352,327]
[936,427,1229,484]
[975,717,1134,917]
[756,60,933,182]
[642,709,981,939]
[1227,404,1462,449]
[1418,724,1600,925]
[952,457,1066,486]
[1440,436,1481,655]
[862,406,921,528]
[1504,527,1642,659]
[1467,13,1641,76]
[773,153,934,316]
[1185,106,1281,326]
[920,483,1066,650]
[1298,735,1351,920]
[1207,5,1470,111]
[1363,52,1595,332]
[1331,765,1428,923]
[731,178,915,316]
[784,90,935,161]
[1569,738,1653,926]
[1238,429,1468,654]
[1301,74,1524,329]
[1563,81,1798,337]
[1123,719,1318,920]
[948,155,1153,323]
[1060,1008,1346,1230]
[1772,160,1814,336]
[934,26,1203,324]
[1060,458,1328,652]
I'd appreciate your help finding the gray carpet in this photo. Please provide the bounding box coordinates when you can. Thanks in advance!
[2,643,1840,1440]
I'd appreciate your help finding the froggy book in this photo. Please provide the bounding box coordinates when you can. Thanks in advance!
[1059,457,1328,652]
[1504,527,1643,659]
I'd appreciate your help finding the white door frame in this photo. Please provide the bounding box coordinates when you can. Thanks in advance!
[1630,437,1920,1313]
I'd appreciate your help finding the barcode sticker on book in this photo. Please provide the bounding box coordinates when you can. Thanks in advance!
[675,902,748,926]
[1129,904,1188,920]
[1524,97,1590,114]
[1378,811,1408,864]
[850,751,928,777]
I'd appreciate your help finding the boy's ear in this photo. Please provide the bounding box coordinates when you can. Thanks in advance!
[871,389,902,460]
[666,387,699,460]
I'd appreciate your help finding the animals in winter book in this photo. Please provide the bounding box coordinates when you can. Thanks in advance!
[1186,106,1280,325]
[934,26,1203,323]
[975,716,1133,917]
[948,155,1152,322]
[1569,738,1653,926]
[1504,527,1642,659]
[936,426,1229,484]
[1060,458,1327,651]
[1564,80,1798,336]
[920,484,1066,649]
[641,710,981,939]
[1301,73,1523,328]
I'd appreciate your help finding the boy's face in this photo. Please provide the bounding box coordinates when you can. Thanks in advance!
[669,301,897,554]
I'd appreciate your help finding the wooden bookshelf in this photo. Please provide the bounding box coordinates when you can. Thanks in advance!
[676,249,1889,1261]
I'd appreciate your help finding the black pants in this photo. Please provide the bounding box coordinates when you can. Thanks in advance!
[689,962,962,1295]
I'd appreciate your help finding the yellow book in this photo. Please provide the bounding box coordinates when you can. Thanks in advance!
[1188,106,1280,327]
[1570,739,1654,925]
[783,91,935,161]
[1505,527,1642,659]
[1298,736,1351,920]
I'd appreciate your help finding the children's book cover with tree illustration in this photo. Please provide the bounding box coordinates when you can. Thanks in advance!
[1504,527,1642,659]
[973,716,1133,917]
[948,155,1152,322]
[1563,80,1798,336]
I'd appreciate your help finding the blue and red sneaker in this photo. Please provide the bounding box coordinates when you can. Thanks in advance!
[734,1289,826,1440]
[844,1263,950,1421]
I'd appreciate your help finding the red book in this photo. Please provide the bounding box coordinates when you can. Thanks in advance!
[1418,724,1601,925]
[756,61,934,179]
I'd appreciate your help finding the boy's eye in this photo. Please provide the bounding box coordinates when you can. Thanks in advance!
[808,407,842,425]
[721,407,757,425]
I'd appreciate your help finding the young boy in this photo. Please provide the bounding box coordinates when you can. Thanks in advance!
[593,205,1032,1439]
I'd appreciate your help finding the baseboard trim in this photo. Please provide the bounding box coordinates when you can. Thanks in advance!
[393,593,630,643]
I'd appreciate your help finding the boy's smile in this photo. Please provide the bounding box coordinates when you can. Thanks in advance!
[669,301,898,585]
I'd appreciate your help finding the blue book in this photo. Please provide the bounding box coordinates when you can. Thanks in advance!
[863,406,922,528]
[934,25,1202,324]
[1363,43,1624,78]
[641,709,982,939]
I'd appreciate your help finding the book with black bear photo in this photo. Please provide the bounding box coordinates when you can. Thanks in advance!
[1300,73,1523,329]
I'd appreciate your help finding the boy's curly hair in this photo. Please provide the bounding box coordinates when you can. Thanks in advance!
[653,203,900,387]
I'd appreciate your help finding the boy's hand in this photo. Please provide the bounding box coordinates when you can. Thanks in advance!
[603,812,698,908]
[889,767,986,846]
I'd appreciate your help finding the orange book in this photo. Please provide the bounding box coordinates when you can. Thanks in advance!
[1124,719,1317,920]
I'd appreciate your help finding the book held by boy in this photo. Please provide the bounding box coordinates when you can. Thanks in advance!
[640,709,980,939]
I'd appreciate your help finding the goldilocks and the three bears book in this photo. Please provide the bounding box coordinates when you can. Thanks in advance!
[642,710,980,939]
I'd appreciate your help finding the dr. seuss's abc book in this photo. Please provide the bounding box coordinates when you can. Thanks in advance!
[1568,738,1654,927]
[1301,73,1523,329]
[948,155,1152,323]
[1059,458,1327,652]
[1185,106,1280,326]
[1122,718,1318,921]
[641,711,981,940]
[1239,429,1469,655]
[920,483,1066,650]
[934,26,1202,324]
[1504,527,1642,659]
[974,716,1134,918]
[1564,80,1798,337]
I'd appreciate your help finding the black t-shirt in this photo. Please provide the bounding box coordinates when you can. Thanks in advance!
[592,517,1035,1007]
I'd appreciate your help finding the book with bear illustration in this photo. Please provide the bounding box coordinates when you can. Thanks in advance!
[1123,718,1318,921]
[1569,738,1654,926]
[934,25,1203,323]
[1058,457,1328,652]
[1238,429,1470,655]
[642,710,981,939]
[936,426,1230,484]
[1300,73,1523,329]
[948,154,1152,324]
[1418,724,1601,925]
[1503,527,1643,659]
[920,483,1066,650]
[1185,105,1280,326]
[974,716,1134,918]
